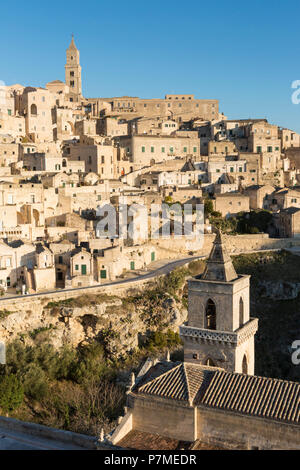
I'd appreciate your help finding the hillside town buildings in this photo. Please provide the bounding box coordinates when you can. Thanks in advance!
[1,35,300,296]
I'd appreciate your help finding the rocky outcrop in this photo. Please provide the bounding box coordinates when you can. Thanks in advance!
[0,292,187,357]
[257,280,300,300]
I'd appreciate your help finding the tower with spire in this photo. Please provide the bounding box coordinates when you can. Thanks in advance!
[65,35,82,102]
[180,229,258,374]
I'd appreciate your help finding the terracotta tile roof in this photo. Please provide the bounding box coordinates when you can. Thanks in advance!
[137,362,216,404]
[197,370,300,424]
[136,361,300,425]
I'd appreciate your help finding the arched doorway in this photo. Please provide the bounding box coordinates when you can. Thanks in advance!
[205,299,216,330]
[242,354,248,374]
[239,297,244,327]
[205,357,216,367]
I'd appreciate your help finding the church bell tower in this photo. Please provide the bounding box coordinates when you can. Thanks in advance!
[65,35,82,103]
[180,230,258,375]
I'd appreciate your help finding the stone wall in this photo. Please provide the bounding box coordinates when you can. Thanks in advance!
[197,406,300,450]
[129,395,196,442]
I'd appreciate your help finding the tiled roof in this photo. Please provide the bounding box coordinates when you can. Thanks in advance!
[137,362,215,404]
[197,370,300,424]
[136,361,300,425]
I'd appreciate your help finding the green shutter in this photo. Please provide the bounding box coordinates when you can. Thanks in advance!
[100,270,107,279]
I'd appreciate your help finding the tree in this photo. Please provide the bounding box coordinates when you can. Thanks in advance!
[204,198,214,216]
[0,374,24,414]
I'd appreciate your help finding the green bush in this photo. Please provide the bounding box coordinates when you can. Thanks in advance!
[21,364,49,401]
[0,374,24,413]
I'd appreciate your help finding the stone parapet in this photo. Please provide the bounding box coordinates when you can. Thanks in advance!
[180,318,258,347]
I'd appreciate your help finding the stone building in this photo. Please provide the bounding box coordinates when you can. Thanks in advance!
[213,192,250,217]
[116,134,200,167]
[243,184,275,210]
[276,207,300,238]
[108,232,300,450]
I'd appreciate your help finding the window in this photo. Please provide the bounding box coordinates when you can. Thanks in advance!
[100,270,107,279]
[183,147,187,153]
[7,109,11,116]
[267,146,272,152]
[256,146,262,153]
[30,104,37,115]
[239,297,244,327]
[161,147,165,153]
[151,146,154,153]
[230,167,234,173]
[58,256,63,264]
[75,264,79,270]
[242,355,248,374]
[130,261,135,270]
[205,299,216,330]
[70,81,75,87]
[141,146,145,153]
[70,71,74,77]
[169,147,174,153]
[193,147,197,153]
[239,167,242,172]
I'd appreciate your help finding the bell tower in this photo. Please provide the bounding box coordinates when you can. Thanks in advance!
[65,35,82,102]
[180,229,258,374]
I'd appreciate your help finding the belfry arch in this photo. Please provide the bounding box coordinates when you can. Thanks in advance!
[239,297,244,327]
[205,299,216,330]
[242,354,248,374]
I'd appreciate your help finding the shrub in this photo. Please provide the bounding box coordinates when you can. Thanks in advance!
[0,374,24,413]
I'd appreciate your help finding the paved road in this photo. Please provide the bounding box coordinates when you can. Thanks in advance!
[0,426,88,450]
[0,246,282,303]
[0,255,203,303]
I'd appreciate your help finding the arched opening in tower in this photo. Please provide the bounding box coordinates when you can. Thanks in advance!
[205,357,216,367]
[239,297,244,327]
[242,354,248,374]
[205,299,216,330]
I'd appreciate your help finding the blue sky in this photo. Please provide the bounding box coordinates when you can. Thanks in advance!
[1,0,300,131]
